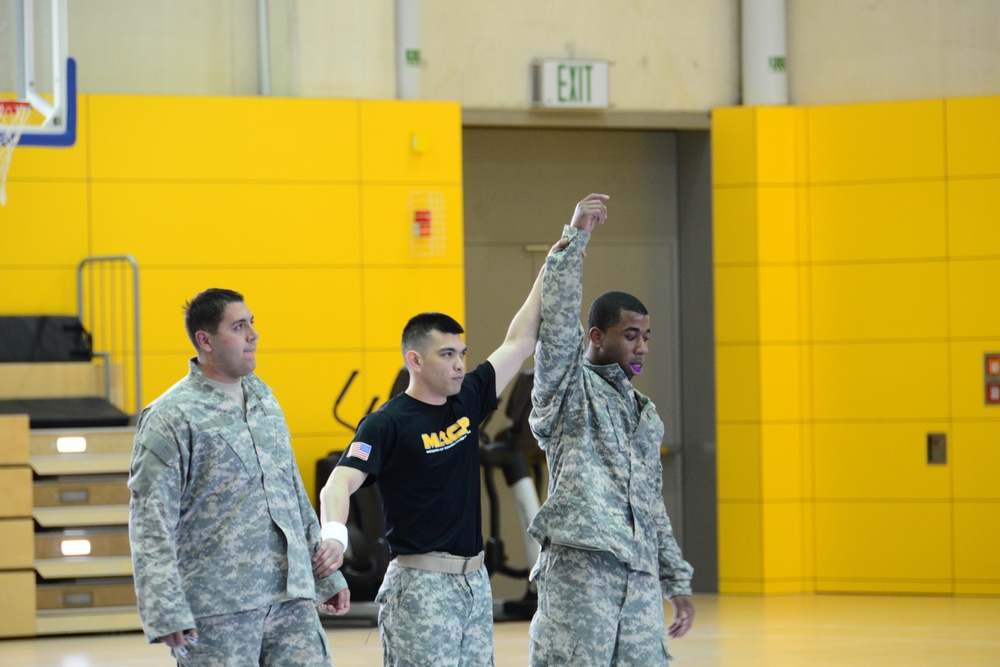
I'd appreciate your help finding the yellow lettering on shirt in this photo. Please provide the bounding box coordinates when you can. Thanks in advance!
[421,416,471,450]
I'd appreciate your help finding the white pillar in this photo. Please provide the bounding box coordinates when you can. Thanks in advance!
[257,0,271,95]
[741,0,788,105]
[395,0,421,100]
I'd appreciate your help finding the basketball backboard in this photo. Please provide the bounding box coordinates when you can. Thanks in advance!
[0,0,75,146]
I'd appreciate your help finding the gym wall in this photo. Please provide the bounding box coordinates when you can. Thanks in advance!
[1,94,465,498]
[712,95,1000,596]
[59,3,1000,109]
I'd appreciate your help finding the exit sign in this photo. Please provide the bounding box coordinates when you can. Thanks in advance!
[532,59,610,109]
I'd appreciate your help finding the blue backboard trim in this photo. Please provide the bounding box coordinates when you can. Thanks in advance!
[19,57,77,148]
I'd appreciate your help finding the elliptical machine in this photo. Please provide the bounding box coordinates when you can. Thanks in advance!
[479,368,543,621]
[314,369,407,624]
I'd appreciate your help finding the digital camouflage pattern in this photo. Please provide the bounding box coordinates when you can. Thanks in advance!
[171,599,331,666]
[129,359,347,644]
[528,225,693,663]
[529,544,671,666]
[375,559,494,667]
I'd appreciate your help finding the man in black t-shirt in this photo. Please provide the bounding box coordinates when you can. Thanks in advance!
[319,213,571,666]
[337,354,494,560]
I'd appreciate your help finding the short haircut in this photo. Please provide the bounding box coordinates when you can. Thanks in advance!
[184,288,245,350]
[401,312,464,355]
[587,291,648,331]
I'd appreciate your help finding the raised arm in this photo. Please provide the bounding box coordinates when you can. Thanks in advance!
[488,195,609,397]
[486,263,547,397]
[530,194,609,436]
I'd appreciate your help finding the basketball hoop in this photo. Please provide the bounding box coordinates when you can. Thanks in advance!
[0,101,32,206]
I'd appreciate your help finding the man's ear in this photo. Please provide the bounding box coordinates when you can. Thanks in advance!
[587,327,604,349]
[404,349,421,371]
[195,330,212,353]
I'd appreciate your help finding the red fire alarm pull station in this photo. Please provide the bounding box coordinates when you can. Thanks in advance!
[986,353,1000,405]
[408,191,445,257]
[414,209,432,238]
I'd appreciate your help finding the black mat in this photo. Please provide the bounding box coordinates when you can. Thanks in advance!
[0,397,131,429]
[0,316,93,362]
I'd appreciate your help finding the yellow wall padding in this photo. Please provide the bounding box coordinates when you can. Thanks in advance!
[3,94,464,503]
[713,96,1000,596]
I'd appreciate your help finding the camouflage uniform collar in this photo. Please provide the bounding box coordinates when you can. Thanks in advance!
[186,358,264,398]
[584,359,633,395]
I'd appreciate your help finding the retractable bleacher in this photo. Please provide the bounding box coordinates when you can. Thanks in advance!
[0,314,140,638]
[0,316,130,428]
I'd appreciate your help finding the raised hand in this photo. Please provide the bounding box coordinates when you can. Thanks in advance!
[570,193,610,232]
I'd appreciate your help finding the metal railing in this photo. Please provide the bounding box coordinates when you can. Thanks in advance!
[76,255,141,419]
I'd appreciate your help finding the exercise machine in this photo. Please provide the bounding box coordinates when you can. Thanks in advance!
[480,369,543,621]
[315,369,406,625]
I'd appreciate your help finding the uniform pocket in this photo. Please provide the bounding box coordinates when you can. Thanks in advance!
[374,560,403,606]
[174,641,223,665]
[529,608,580,665]
[214,429,262,480]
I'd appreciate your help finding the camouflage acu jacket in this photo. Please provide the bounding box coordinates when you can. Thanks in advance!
[528,225,693,598]
[128,359,346,641]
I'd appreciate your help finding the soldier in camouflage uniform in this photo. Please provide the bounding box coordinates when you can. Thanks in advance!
[527,195,695,666]
[128,288,350,666]
[318,212,579,666]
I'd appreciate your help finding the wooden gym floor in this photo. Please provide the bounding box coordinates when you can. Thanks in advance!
[3,594,1000,666]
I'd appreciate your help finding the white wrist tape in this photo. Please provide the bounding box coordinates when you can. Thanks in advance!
[321,521,349,551]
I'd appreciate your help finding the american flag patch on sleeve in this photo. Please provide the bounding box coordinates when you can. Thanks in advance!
[347,442,372,461]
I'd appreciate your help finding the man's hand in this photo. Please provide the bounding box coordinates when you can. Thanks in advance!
[160,629,199,656]
[312,538,344,579]
[667,594,695,638]
[317,588,351,616]
[570,193,609,232]
[548,237,570,255]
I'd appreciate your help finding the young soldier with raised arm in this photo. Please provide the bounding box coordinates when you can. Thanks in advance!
[527,194,695,666]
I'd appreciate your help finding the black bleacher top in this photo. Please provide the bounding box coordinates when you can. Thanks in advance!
[0,398,131,429]
[0,315,93,362]
[0,316,126,428]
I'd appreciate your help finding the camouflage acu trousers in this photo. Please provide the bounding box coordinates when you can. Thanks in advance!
[529,544,672,666]
[375,558,495,666]
[171,598,332,666]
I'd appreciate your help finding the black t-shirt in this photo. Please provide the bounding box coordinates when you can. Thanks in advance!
[337,361,498,557]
